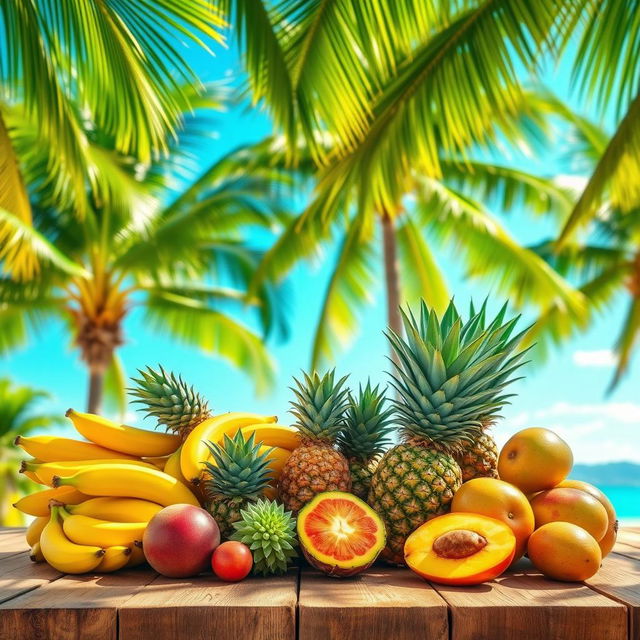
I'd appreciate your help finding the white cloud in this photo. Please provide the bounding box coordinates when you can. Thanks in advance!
[573,349,616,367]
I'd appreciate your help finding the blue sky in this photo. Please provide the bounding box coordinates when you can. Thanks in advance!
[2,31,638,466]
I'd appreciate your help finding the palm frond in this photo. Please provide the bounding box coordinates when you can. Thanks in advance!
[310,212,377,369]
[0,110,34,279]
[104,353,127,420]
[395,215,449,313]
[441,159,575,220]
[0,209,88,279]
[609,294,640,392]
[417,180,587,316]
[558,91,640,245]
[144,293,276,395]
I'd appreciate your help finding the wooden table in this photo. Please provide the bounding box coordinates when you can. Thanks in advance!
[1,526,638,640]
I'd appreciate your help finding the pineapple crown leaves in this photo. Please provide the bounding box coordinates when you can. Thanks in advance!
[231,499,298,576]
[385,298,533,449]
[289,369,350,442]
[203,431,273,499]
[338,380,395,461]
[128,365,212,434]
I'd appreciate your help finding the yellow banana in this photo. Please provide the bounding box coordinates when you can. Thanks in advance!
[60,509,146,547]
[26,516,48,547]
[21,458,157,487]
[30,542,45,563]
[181,412,278,484]
[20,458,45,485]
[95,546,131,573]
[13,486,89,517]
[15,435,137,463]
[67,497,162,523]
[52,463,200,507]
[142,455,169,470]
[66,409,181,457]
[126,540,146,567]
[164,446,184,481]
[40,506,105,574]
[263,446,292,479]
[240,424,300,450]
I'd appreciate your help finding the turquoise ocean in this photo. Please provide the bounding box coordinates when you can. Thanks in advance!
[599,486,640,524]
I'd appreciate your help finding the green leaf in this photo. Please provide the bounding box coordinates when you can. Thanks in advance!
[395,216,448,313]
[104,354,127,420]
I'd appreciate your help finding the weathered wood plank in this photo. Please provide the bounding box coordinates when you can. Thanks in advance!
[618,530,640,549]
[298,567,448,640]
[0,529,29,558]
[614,541,640,561]
[431,562,628,640]
[0,552,61,605]
[0,568,157,640]
[587,552,640,640]
[118,569,298,640]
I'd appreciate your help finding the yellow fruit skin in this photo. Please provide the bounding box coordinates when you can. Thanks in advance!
[263,446,292,479]
[61,510,146,547]
[53,464,200,507]
[67,497,162,523]
[95,546,131,573]
[142,455,169,470]
[528,521,601,581]
[26,516,49,547]
[126,541,147,567]
[22,459,157,487]
[66,409,181,457]
[239,424,300,451]
[40,507,105,574]
[30,542,45,563]
[15,435,137,463]
[164,446,185,481]
[180,412,277,484]
[13,486,89,517]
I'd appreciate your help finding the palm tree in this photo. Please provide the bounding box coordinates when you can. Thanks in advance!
[0,0,225,280]
[0,95,292,414]
[0,378,63,525]
[220,0,586,365]
[524,98,640,391]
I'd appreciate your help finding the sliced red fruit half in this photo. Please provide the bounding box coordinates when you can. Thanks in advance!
[404,512,516,586]
[297,491,386,577]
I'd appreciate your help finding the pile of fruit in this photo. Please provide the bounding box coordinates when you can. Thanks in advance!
[12,298,617,586]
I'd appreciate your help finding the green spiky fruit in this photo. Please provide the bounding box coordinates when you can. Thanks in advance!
[338,382,394,500]
[203,431,273,539]
[129,365,211,439]
[231,499,298,575]
[368,299,529,564]
[454,430,499,482]
[278,370,352,513]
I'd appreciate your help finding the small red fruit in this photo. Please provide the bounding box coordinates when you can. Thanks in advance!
[212,541,253,581]
[143,504,220,578]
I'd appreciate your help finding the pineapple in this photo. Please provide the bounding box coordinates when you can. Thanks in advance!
[368,299,529,564]
[454,430,499,482]
[338,381,394,500]
[203,431,273,539]
[129,365,211,439]
[278,370,351,513]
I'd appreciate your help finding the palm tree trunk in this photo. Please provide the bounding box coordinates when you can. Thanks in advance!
[87,368,105,414]
[381,211,402,363]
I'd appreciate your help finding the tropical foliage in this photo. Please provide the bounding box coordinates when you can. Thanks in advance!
[0,91,291,413]
[0,378,63,525]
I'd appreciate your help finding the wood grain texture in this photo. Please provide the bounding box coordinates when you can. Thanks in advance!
[618,530,640,549]
[587,553,640,640]
[298,567,448,640]
[118,570,297,640]
[0,569,157,640]
[0,551,61,604]
[0,528,30,558]
[432,563,627,640]
[614,542,640,561]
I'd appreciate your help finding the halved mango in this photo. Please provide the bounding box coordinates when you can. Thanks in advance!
[404,512,516,585]
[298,491,386,577]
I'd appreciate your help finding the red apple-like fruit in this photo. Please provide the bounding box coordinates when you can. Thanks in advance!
[143,504,220,577]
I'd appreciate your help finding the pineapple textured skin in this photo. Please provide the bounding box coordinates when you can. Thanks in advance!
[368,442,462,564]
[454,430,499,482]
[278,441,351,514]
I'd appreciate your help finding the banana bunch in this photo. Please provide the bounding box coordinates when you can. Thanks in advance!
[179,413,299,486]
[14,410,200,573]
